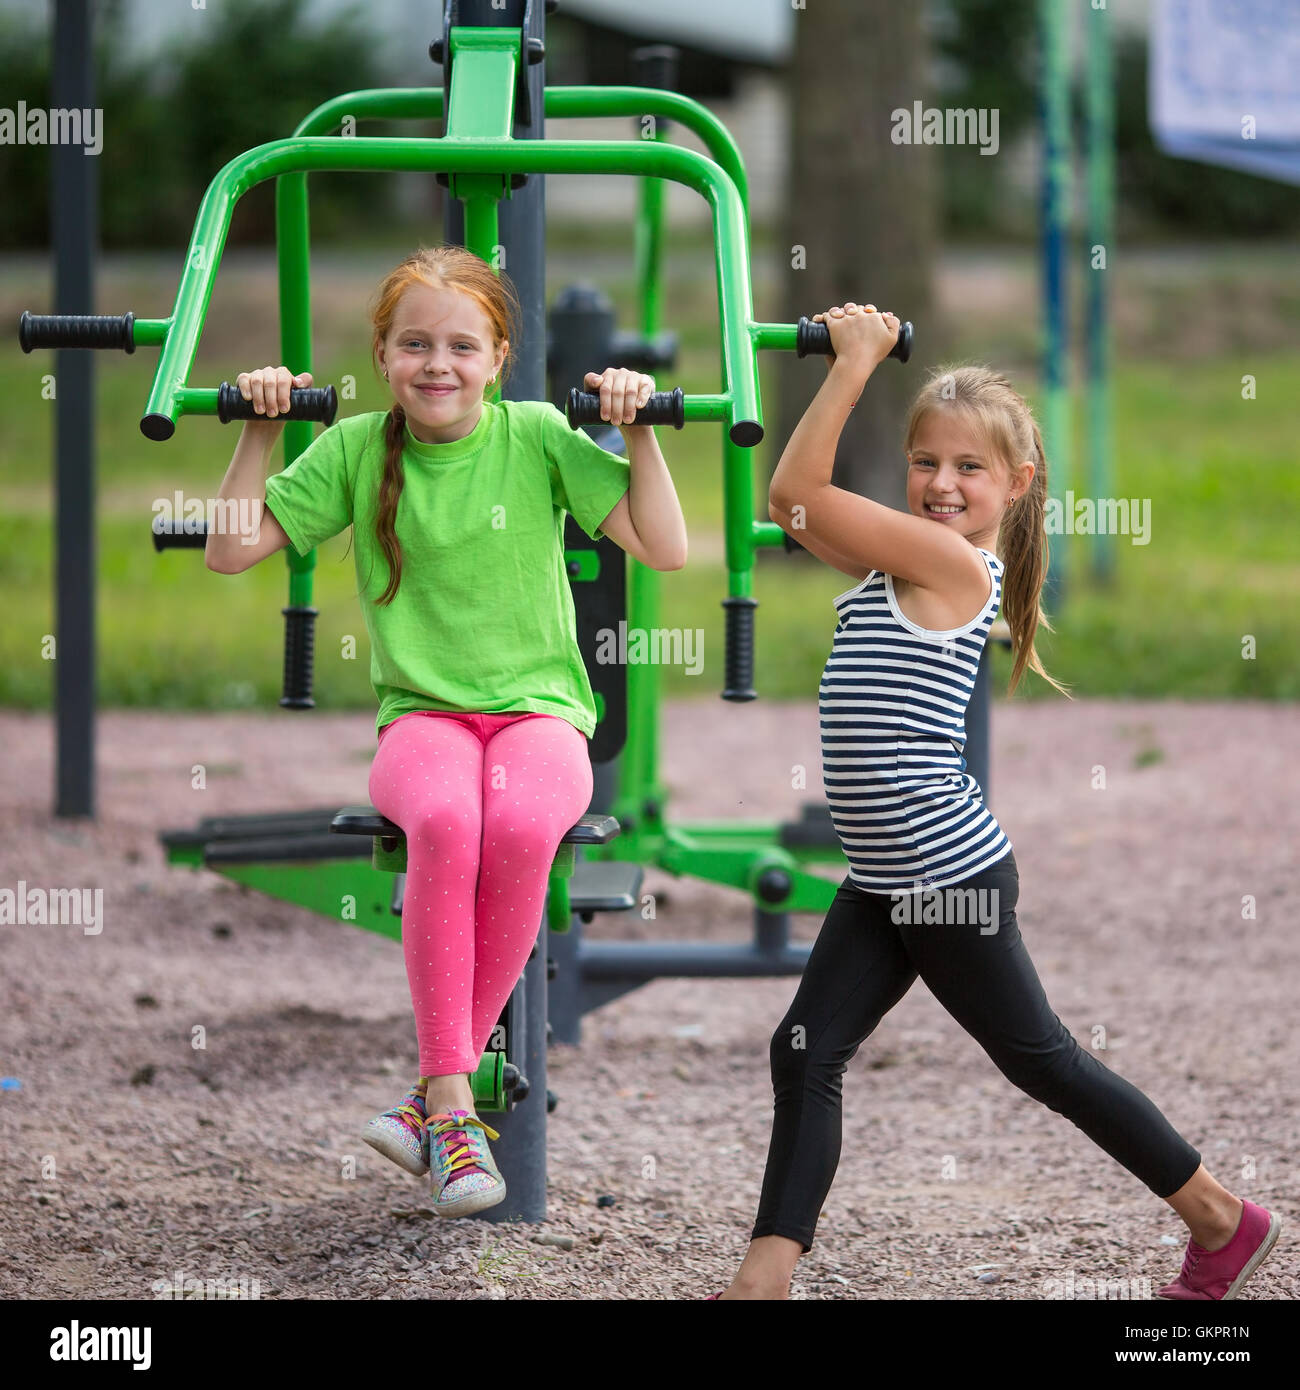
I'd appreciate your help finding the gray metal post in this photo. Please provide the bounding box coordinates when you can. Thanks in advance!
[52,0,96,819]
[545,284,619,1048]
[965,643,992,809]
[438,0,548,1228]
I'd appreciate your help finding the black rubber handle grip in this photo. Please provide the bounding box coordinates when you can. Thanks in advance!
[565,385,684,430]
[217,382,338,426]
[722,595,757,702]
[609,330,679,372]
[19,310,135,353]
[279,605,318,709]
[797,316,913,364]
[151,518,208,551]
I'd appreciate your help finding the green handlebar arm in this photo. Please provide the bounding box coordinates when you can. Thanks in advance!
[137,135,760,446]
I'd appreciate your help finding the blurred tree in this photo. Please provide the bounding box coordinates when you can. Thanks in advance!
[929,0,1039,235]
[0,6,54,247]
[0,0,394,249]
[3,0,1296,250]
[150,0,391,244]
[776,0,937,518]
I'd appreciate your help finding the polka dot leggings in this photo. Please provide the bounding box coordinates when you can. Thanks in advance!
[368,710,594,1078]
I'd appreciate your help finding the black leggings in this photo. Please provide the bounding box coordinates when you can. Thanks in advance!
[751,849,1202,1253]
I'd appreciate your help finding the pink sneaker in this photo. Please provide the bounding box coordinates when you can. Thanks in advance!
[1158,1199,1281,1300]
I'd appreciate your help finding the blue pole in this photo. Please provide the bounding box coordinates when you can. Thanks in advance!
[1039,0,1070,614]
[1085,0,1115,585]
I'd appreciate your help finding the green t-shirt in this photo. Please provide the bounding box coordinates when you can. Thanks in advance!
[262,399,631,740]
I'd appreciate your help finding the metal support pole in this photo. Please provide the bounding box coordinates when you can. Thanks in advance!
[439,0,549,1228]
[545,283,619,1048]
[52,0,96,819]
[623,44,677,862]
[1085,1,1115,586]
[965,641,993,808]
[1039,0,1070,613]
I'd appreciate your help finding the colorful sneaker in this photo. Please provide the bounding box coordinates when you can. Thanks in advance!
[425,1109,506,1217]
[361,1084,429,1176]
[1158,1200,1281,1300]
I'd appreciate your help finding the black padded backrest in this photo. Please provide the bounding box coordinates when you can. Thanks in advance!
[564,515,626,765]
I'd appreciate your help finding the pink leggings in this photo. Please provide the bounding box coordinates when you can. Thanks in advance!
[368,710,593,1077]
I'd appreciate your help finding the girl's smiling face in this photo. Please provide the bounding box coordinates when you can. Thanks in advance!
[906,408,1033,553]
[377,282,507,445]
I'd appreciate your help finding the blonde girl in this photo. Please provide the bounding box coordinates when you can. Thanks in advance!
[706,301,1278,1301]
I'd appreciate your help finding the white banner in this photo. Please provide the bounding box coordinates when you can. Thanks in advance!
[1150,0,1300,184]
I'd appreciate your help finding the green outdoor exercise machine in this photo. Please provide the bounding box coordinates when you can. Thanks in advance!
[19,1,914,1226]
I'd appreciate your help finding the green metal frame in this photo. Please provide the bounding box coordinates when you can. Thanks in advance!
[586,91,843,911]
[155,28,845,978]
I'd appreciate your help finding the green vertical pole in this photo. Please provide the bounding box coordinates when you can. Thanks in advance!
[1039,0,1070,612]
[274,172,318,630]
[1085,0,1115,585]
[635,152,664,338]
[461,195,501,271]
[443,23,515,407]
[721,433,755,612]
[623,106,668,834]
[462,194,503,369]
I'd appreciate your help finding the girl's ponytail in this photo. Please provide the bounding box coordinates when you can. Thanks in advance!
[904,364,1071,699]
[999,419,1072,698]
[374,404,407,607]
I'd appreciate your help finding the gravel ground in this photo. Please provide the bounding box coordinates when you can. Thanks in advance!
[0,698,1294,1301]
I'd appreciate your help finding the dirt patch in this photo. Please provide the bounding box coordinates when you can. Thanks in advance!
[0,698,1294,1300]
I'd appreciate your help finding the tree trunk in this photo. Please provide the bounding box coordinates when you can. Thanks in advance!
[777,0,938,516]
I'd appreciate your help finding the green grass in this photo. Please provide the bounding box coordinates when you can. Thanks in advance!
[2,290,1297,712]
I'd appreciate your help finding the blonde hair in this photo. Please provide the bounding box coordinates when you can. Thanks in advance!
[367,245,521,606]
[904,365,1072,699]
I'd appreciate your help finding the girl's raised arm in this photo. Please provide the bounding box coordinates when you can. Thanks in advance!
[769,507,871,582]
[204,367,305,574]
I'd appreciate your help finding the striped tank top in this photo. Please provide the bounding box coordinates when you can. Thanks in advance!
[818,546,1012,893]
